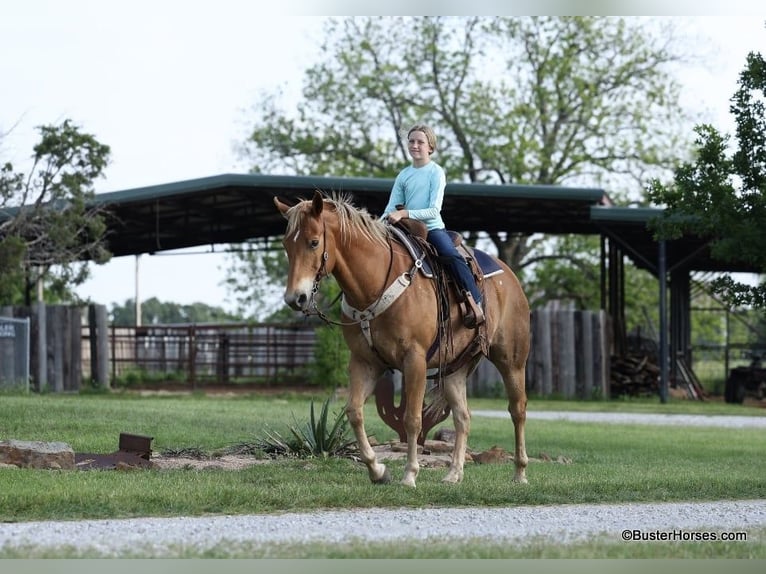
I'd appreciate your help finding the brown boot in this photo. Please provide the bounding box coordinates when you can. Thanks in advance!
[462,291,485,329]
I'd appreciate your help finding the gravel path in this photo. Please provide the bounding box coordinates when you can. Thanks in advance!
[2,410,764,556]
[473,409,766,428]
[2,500,764,556]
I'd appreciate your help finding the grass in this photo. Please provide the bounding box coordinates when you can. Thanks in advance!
[3,528,764,558]
[0,391,765,557]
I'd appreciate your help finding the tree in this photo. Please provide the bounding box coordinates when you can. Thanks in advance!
[108,297,243,326]
[0,120,112,305]
[223,238,297,322]
[232,16,695,313]
[648,49,766,310]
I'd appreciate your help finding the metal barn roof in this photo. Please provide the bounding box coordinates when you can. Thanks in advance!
[2,172,758,275]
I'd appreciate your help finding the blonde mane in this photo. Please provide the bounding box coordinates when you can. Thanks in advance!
[285,191,391,248]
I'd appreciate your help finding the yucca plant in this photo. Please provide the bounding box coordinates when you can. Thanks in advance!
[250,397,357,459]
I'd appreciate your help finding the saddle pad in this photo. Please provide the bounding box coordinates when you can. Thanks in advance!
[473,248,504,277]
[390,225,503,279]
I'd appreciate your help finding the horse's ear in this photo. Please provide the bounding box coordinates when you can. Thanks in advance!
[274,195,292,218]
[311,190,324,216]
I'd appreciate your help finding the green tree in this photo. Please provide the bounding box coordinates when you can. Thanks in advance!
[108,297,243,326]
[0,120,111,305]
[648,49,766,310]
[523,234,661,333]
[223,238,296,322]
[232,16,694,314]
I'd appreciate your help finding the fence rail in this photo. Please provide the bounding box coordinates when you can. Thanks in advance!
[82,322,317,388]
[7,303,724,399]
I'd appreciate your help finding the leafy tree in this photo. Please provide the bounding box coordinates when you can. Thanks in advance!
[0,120,111,305]
[108,297,243,326]
[232,16,695,314]
[648,49,766,310]
[223,238,296,322]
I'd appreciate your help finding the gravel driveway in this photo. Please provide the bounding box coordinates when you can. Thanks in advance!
[2,499,764,557]
[1,410,764,556]
[474,409,766,428]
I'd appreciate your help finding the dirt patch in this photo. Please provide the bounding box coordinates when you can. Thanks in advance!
[149,440,571,471]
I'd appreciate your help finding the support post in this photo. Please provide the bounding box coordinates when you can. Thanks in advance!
[659,240,668,404]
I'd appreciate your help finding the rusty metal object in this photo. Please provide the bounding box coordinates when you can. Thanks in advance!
[118,433,153,460]
[374,372,450,446]
[75,433,154,470]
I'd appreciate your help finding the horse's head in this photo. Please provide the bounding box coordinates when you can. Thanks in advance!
[274,191,333,312]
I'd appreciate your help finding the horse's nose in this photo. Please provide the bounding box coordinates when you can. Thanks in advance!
[284,291,308,311]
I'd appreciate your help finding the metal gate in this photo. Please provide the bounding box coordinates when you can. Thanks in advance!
[0,316,30,392]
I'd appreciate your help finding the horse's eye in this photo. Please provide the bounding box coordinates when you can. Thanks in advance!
[310,239,320,249]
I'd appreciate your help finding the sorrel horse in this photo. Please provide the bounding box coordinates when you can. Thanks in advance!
[274,191,530,487]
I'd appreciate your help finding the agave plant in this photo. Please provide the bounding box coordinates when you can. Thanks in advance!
[249,397,357,459]
[290,397,357,458]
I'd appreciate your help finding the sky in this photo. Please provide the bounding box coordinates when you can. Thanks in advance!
[1,4,764,315]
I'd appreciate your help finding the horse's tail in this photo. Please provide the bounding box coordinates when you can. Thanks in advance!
[424,382,449,420]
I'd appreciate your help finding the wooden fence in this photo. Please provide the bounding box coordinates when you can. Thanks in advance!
[463,305,611,399]
[81,322,317,388]
[3,303,612,397]
[526,305,611,399]
[1,304,86,392]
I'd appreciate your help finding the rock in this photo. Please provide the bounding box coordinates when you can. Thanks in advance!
[434,428,456,443]
[0,440,75,470]
[472,445,510,464]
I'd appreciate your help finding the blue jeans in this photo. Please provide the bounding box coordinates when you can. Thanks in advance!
[427,228,482,305]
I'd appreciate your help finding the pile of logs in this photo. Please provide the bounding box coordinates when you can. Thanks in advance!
[609,354,706,400]
[610,354,660,397]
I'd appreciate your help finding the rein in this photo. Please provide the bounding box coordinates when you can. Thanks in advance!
[303,222,400,329]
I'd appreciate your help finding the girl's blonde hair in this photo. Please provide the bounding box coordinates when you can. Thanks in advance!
[407,124,437,154]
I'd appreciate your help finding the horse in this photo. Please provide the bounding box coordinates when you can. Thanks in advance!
[274,191,530,488]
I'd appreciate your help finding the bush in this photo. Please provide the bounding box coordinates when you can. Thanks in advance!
[246,397,356,459]
[309,326,350,389]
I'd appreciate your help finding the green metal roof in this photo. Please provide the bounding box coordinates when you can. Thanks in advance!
[2,173,758,274]
[87,173,610,257]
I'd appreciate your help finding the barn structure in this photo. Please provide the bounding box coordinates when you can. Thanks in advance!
[2,173,758,399]
[91,174,760,396]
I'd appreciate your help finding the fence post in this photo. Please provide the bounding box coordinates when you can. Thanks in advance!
[88,304,110,389]
[189,325,197,390]
[557,309,576,398]
[35,302,47,392]
[534,308,553,395]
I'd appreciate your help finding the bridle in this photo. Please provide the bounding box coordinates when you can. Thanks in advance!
[301,219,399,328]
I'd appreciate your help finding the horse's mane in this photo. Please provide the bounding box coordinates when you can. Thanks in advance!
[286,191,391,248]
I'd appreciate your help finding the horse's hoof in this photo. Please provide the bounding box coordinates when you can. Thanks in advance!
[372,466,391,485]
[442,472,463,484]
[401,477,417,488]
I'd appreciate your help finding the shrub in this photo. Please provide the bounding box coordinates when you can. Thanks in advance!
[248,397,356,459]
[309,326,350,389]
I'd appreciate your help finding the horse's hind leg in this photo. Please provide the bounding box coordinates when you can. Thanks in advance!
[492,355,529,484]
[345,358,390,484]
[505,363,529,483]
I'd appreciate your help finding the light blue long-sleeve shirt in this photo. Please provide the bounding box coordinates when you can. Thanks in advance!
[382,161,446,231]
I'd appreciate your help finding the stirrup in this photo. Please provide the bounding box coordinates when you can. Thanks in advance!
[462,291,485,329]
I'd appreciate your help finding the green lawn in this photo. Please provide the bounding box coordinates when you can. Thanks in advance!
[1,391,764,558]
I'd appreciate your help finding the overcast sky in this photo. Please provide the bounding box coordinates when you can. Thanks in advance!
[1,5,764,315]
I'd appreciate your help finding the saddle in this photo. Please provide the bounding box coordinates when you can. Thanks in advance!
[389,219,504,281]
[388,218,497,374]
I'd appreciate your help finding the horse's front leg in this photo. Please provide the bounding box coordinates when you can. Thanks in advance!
[441,369,472,484]
[401,357,427,488]
[345,357,389,484]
